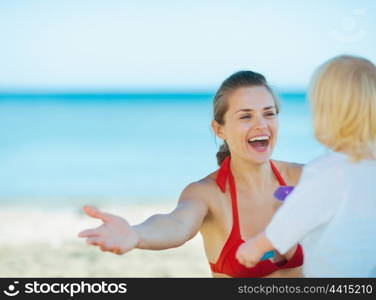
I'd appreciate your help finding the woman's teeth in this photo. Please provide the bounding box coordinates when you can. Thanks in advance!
[248,135,269,142]
[248,135,270,152]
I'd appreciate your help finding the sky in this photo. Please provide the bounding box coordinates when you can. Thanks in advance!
[0,0,375,92]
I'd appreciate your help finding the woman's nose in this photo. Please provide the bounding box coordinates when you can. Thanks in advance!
[253,117,267,129]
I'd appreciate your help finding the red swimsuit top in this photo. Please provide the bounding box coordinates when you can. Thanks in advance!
[209,156,304,278]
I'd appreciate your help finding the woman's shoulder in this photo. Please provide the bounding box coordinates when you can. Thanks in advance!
[272,160,304,186]
[181,170,221,199]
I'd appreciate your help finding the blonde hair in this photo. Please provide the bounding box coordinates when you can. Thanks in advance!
[309,55,376,162]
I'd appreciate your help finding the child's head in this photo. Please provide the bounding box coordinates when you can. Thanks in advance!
[309,55,376,162]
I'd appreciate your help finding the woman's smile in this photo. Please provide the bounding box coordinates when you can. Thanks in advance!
[248,134,271,153]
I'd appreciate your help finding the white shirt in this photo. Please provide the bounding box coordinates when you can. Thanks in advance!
[266,151,376,277]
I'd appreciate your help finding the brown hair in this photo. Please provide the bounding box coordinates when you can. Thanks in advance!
[213,70,280,165]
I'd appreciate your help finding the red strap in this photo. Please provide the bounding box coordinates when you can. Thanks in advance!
[216,156,230,193]
[216,157,287,238]
[227,164,240,236]
[270,160,287,186]
[216,157,287,191]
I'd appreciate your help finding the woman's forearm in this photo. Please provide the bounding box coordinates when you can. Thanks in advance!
[133,213,196,250]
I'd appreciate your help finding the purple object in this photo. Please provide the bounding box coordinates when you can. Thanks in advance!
[274,186,294,201]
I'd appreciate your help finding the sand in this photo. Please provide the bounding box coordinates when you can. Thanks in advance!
[0,203,212,277]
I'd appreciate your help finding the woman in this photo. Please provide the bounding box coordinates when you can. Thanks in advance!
[79,71,304,278]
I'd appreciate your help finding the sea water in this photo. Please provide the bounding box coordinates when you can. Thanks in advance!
[0,93,324,205]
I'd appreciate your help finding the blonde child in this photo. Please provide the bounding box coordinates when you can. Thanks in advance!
[236,55,376,277]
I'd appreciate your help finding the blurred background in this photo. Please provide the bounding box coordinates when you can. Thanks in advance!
[0,0,375,277]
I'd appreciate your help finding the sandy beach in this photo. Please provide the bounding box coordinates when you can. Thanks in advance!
[0,202,212,277]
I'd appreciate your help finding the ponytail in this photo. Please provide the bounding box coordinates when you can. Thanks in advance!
[216,141,230,166]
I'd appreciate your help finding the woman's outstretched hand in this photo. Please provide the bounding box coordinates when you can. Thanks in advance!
[78,205,139,255]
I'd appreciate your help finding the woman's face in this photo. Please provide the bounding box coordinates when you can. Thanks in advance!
[215,86,279,164]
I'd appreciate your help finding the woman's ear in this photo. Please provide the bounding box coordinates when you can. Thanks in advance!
[211,120,226,140]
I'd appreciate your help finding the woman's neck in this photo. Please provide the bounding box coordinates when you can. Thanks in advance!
[229,155,275,192]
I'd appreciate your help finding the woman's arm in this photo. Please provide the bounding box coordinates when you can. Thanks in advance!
[78,182,209,254]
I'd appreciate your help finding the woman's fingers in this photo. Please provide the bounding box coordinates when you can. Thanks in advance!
[78,227,101,238]
[84,234,129,255]
[82,205,111,222]
[90,241,125,255]
[78,223,107,238]
[112,247,122,255]
[99,242,119,253]
[86,237,112,251]
[99,243,109,252]
[86,236,103,246]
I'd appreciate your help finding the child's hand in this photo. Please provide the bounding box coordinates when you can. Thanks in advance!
[235,238,265,268]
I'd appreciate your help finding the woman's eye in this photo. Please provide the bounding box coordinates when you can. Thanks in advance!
[240,115,251,119]
[265,112,276,117]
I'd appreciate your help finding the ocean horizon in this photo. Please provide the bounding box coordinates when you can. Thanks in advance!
[0,92,324,206]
